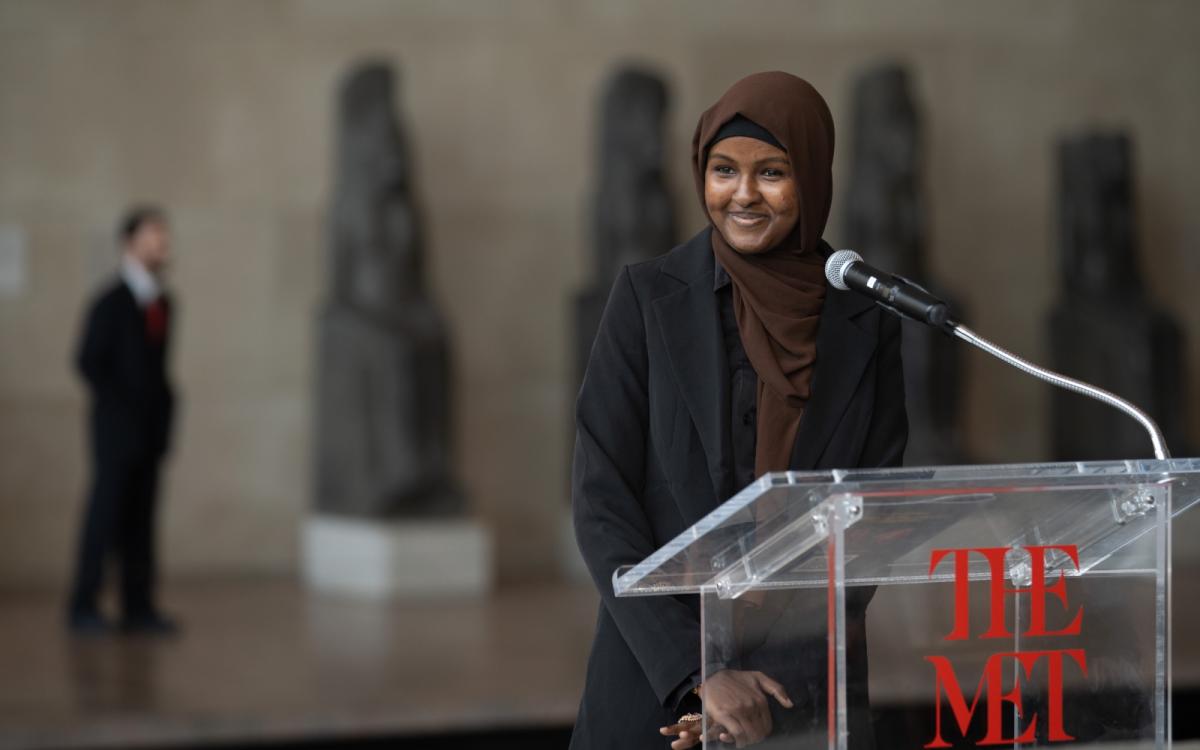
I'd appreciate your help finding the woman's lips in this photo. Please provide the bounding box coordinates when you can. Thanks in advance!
[728,212,768,227]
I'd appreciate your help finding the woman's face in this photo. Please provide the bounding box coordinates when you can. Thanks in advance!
[704,136,799,254]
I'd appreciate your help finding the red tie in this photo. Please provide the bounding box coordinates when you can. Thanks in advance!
[145,299,167,343]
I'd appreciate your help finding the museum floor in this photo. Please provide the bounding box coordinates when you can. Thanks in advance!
[0,580,597,749]
[4,575,1200,749]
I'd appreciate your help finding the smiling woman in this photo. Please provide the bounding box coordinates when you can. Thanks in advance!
[704,131,798,255]
[570,71,907,750]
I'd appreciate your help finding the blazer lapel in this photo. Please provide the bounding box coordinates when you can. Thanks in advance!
[652,231,732,501]
[790,289,879,469]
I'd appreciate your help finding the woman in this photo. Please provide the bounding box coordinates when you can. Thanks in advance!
[571,71,906,749]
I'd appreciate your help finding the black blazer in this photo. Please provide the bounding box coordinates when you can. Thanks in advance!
[570,228,906,749]
[76,280,175,465]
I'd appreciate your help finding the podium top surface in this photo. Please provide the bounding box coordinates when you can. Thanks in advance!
[613,459,1200,599]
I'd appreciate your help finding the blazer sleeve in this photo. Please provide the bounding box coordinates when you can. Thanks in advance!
[572,266,702,707]
[76,295,118,396]
[859,311,908,468]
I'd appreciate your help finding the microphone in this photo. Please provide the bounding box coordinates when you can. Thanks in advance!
[824,248,1171,460]
[825,249,953,331]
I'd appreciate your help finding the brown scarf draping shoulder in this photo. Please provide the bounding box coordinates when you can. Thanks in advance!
[691,71,836,476]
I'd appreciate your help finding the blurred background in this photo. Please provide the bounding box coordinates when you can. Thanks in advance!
[1,1,1199,748]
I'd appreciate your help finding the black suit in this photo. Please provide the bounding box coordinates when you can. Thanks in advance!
[69,279,174,620]
[570,228,906,749]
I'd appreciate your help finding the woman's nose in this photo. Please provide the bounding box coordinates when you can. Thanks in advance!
[733,176,760,206]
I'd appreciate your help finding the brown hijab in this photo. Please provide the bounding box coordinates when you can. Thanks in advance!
[691,71,836,475]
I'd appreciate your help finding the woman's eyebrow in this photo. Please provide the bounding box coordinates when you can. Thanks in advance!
[708,150,789,166]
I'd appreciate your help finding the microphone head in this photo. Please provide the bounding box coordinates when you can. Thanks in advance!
[825,249,863,291]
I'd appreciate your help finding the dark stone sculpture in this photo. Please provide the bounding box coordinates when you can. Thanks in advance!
[842,63,967,465]
[573,67,675,399]
[315,62,461,517]
[1049,133,1189,460]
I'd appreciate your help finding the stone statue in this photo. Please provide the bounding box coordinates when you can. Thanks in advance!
[1049,133,1190,460]
[573,67,676,397]
[315,62,461,517]
[842,63,967,465]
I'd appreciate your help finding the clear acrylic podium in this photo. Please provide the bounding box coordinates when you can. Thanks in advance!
[615,460,1200,749]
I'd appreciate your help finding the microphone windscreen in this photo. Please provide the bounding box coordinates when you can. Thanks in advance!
[825,250,863,291]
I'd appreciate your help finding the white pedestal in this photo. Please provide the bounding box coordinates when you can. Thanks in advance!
[303,515,492,598]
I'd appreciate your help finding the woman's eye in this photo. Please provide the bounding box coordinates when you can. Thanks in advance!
[762,168,786,178]
[713,165,736,176]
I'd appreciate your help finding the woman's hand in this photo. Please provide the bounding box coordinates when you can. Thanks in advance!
[659,714,712,749]
[658,669,793,748]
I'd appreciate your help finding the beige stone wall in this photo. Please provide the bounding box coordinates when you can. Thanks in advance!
[1,0,1198,587]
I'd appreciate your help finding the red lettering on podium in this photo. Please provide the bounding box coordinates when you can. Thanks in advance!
[929,545,1083,640]
[1024,545,1084,638]
[926,545,1086,746]
[924,649,1087,748]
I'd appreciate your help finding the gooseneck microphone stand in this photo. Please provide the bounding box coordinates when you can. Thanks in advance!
[824,249,1171,461]
[950,323,1169,460]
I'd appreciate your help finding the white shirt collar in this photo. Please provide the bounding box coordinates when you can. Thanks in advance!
[120,254,162,307]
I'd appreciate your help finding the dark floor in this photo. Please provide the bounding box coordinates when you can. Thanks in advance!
[3,577,1199,749]
[0,580,597,750]
[179,726,574,750]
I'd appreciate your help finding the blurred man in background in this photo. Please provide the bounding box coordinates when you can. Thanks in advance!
[67,206,179,636]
